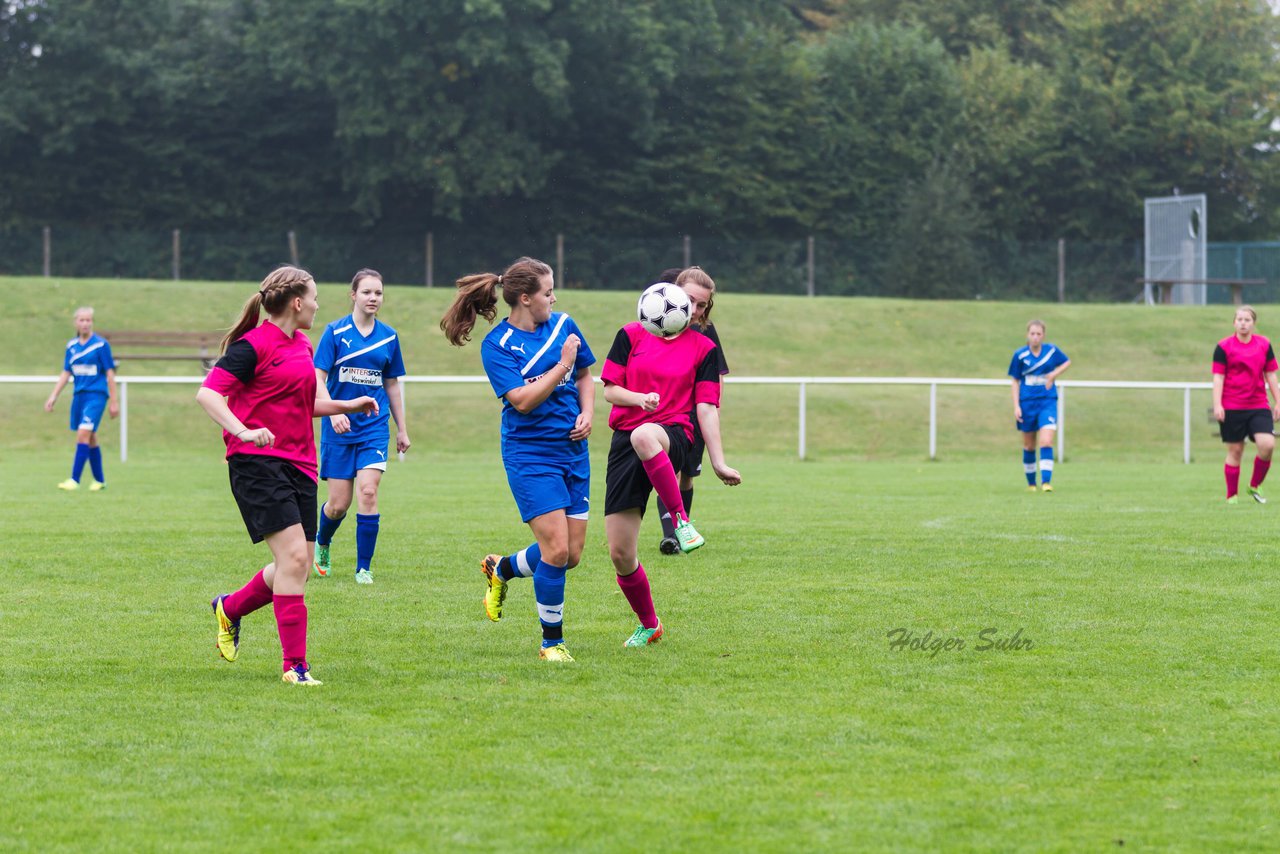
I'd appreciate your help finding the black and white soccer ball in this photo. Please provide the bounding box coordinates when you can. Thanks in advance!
[637,283,692,338]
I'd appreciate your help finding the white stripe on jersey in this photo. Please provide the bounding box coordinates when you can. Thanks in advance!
[499,328,515,348]
[69,341,106,363]
[520,314,569,376]
[1026,346,1057,373]
[333,334,397,367]
[333,323,353,335]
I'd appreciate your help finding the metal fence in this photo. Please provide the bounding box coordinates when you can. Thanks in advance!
[1,374,1214,463]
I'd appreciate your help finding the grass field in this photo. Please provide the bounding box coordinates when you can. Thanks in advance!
[4,451,1278,851]
[5,278,1279,850]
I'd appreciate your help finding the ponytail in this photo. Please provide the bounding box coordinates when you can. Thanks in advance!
[222,293,264,354]
[440,274,501,346]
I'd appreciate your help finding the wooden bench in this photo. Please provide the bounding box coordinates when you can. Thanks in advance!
[1136,278,1266,306]
[101,330,223,372]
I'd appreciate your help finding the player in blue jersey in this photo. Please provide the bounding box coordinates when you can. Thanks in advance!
[44,307,119,491]
[440,256,595,663]
[653,267,731,555]
[312,268,410,585]
[1008,319,1071,492]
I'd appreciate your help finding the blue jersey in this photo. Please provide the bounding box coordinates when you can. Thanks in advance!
[481,312,595,444]
[314,315,406,445]
[1008,342,1069,404]
[63,334,116,396]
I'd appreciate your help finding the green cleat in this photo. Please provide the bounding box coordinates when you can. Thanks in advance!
[89,481,106,492]
[57,478,79,491]
[354,569,373,585]
[480,554,507,622]
[1041,483,1053,493]
[1227,495,1240,505]
[539,643,575,662]
[211,595,240,662]
[313,543,331,577]
[623,621,665,647]
[1249,486,1267,504]
[673,518,705,553]
[1026,484,1038,493]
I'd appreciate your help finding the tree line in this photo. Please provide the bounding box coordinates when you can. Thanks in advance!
[2,0,1278,283]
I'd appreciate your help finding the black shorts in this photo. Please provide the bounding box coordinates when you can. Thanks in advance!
[683,421,705,478]
[227,455,318,544]
[605,425,692,516]
[1220,409,1274,444]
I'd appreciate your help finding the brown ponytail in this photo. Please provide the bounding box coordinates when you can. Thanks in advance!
[439,256,553,346]
[221,265,315,353]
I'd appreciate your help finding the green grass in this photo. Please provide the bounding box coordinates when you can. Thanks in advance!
[4,452,1278,851]
[5,278,1279,849]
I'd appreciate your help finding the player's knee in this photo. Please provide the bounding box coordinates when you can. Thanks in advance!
[356,485,379,511]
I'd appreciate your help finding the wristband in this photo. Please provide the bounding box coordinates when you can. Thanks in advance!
[558,362,572,373]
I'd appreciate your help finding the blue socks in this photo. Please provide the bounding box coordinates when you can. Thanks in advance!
[356,513,379,573]
[88,446,104,484]
[1022,449,1036,486]
[72,443,90,482]
[533,559,567,646]
[316,503,343,546]
[1039,447,1054,485]
[500,543,541,581]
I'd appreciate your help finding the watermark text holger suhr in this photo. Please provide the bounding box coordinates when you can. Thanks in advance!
[887,627,1033,658]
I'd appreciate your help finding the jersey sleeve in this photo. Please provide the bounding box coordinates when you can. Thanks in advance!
[481,338,525,400]
[100,340,117,371]
[1051,347,1068,368]
[569,318,596,371]
[313,325,336,373]
[204,339,258,392]
[62,345,72,372]
[386,336,406,379]
[1212,344,1228,374]
[693,345,722,407]
[1007,352,1022,380]
[705,324,729,375]
[1267,344,1277,374]
[600,327,633,386]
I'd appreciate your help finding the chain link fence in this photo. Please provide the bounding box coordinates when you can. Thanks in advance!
[3,225,1277,302]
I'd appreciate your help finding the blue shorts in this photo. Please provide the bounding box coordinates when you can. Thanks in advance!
[1016,399,1058,433]
[319,436,390,480]
[502,441,591,523]
[70,392,107,432]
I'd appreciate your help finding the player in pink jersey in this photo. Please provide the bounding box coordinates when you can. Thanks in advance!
[600,287,742,647]
[197,266,377,685]
[1212,305,1280,504]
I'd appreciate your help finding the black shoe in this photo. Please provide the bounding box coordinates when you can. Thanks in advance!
[659,537,680,555]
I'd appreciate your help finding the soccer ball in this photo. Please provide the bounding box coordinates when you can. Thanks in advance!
[637,283,692,338]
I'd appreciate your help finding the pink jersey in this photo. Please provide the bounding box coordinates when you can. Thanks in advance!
[1213,333,1277,410]
[202,321,319,479]
[601,322,722,439]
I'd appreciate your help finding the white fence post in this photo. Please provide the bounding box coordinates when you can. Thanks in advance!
[120,380,128,462]
[1184,386,1192,464]
[1057,386,1065,462]
[929,382,937,460]
[798,382,807,461]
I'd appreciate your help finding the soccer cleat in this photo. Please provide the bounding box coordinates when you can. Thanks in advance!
[313,543,330,577]
[480,554,508,622]
[1249,486,1267,504]
[281,664,323,685]
[539,643,575,662]
[89,481,106,492]
[1227,495,1240,505]
[354,569,374,585]
[673,518,705,553]
[1041,484,1054,493]
[211,595,240,662]
[57,478,79,491]
[1026,485,1038,493]
[659,536,680,555]
[624,621,665,647]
